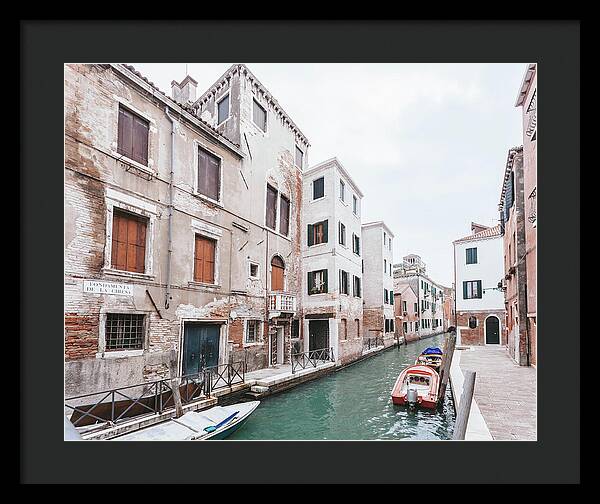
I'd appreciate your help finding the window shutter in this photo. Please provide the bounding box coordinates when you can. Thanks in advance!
[207,155,220,201]
[323,220,328,243]
[473,248,478,264]
[308,224,314,246]
[323,269,328,293]
[279,196,290,236]
[266,185,277,229]
[117,108,133,159]
[132,116,149,165]
[463,281,468,299]
[308,272,314,294]
[477,280,482,298]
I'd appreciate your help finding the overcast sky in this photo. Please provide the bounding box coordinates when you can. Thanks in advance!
[130,62,526,286]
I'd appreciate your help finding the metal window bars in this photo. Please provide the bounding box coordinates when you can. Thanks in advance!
[291,347,335,374]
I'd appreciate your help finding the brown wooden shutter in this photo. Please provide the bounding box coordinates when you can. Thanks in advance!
[111,210,146,273]
[266,185,277,229]
[279,196,290,236]
[132,116,149,165]
[195,235,216,283]
[117,108,133,159]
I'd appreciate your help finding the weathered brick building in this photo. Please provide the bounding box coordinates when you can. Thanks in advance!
[393,254,446,341]
[453,223,506,347]
[65,63,309,395]
[442,285,455,332]
[362,222,396,347]
[499,147,532,365]
[514,63,537,367]
[301,158,364,365]
[394,284,419,343]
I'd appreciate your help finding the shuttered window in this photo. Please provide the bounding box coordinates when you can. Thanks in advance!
[279,195,290,236]
[466,247,478,264]
[339,221,346,246]
[353,233,361,255]
[313,177,325,200]
[266,185,278,230]
[117,106,149,166]
[194,235,216,284]
[308,220,328,246]
[111,210,147,273]
[308,269,328,295]
[295,146,304,168]
[384,289,389,304]
[353,275,362,298]
[217,94,229,124]
[463,280,482,299]
[390,290,394,305]
[253,99,267,131]
[340,269,349,295]
[197,148,221,201]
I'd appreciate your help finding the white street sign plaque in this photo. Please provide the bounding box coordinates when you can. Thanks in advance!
[83,280,133,296]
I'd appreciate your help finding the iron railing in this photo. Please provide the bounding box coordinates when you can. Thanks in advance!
[363,335,384,352]
[65,361,246,429]
[291,347,334,374]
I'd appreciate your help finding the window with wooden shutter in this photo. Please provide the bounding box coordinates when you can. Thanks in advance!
[111,210,147,273]
[279,195,290,236]
[265,185,277,230]
[253,99,267,131]
[311,220,328,245]
[313,177,324,200]
[339,222,346,246]
[197,148,221,201]
[308,269,328,295]
[463,280,482,299]
[194,235,216,284]
[117,106,149,166]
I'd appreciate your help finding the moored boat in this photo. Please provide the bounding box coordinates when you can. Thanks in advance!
[112,400,260,441]
[391,365,440,409]
[415,346,443,372]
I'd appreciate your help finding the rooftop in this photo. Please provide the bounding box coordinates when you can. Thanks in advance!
[362,221,395,238]
[305,157,364,198]
[453,224,502,244]
[515,63,537,107]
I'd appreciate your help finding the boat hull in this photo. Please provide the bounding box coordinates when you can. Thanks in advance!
[391,365,440,409]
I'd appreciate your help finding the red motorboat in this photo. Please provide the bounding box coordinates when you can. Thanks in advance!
[391,365,440,409]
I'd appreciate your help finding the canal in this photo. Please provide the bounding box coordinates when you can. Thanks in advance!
[228,333,455,440]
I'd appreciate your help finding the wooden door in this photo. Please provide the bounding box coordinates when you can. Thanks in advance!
[271,256,284,291]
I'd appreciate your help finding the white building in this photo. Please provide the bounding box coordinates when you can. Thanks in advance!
[301,158,365,365]
[453,223,506,346]
[362,221,395,347]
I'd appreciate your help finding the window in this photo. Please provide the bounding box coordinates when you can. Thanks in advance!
[217,94,229,124]
[117,106,149,166]
[466,247,478,264]
[341,318,348,340]
[291,319,300,339]
[246,320,261,344]
[414,303,418,313]
[249,262,259,279]
[266,184,278,230]
[384,232,387,246]
[355,319,360,338]
[403,322,408,333]
[308,269,328,295]
[468,316,478,329]
[197,147,221,201]
[353,195,358,215]
[385,319,390,333]
[390,290,394,305]
[389,264,392,276]
[111,210,147,273]
[384,289,389,304]
[308,220,328,246]
[339,221,346,246]
[313,177,325,200]
[194,235,216,284]
[279,195,290,236]
[463,280,482,299]
[340,269,349,295]
[353,275,362,298]
[390,319,394,333]
[384,259,387,273]
[403,301,407,312]
[339,180,345,202]
[253,99,267,131]
[105,313,144,351]
[353,233,361,255]
[295,146,304,168]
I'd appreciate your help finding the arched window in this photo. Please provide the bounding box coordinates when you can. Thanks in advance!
[271,255,285,291]
[468,316,478,329]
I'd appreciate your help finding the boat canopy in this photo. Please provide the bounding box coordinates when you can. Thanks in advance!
[421,347,443,355]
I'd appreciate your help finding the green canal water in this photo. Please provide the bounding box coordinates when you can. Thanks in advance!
[228,333,455,440]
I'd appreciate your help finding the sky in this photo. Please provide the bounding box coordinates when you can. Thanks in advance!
[130,62,526,286]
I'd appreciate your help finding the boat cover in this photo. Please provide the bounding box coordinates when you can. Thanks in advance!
[421,347,442,355]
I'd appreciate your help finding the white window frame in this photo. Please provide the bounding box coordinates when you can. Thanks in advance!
[244,319,263,346]
[96,310,148,359]
[190,219,222,287]
[103,189,157,280]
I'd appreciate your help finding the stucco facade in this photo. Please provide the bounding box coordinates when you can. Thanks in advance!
[64,63,309,396]
[301,158,364,365]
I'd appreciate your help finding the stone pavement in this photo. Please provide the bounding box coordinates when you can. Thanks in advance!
[459,345,536,440]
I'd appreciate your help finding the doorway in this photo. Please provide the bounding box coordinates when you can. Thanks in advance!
[182,323,220,376]
[485,316,500,344]
[270,326,284,366]
[271,256,285,291]
[308,320,329,351]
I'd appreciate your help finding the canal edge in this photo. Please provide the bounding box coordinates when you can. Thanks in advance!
[449,348,493,441]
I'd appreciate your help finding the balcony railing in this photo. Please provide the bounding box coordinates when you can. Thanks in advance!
[269,292,296,312]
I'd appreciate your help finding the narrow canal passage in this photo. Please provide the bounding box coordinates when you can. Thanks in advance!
[228,333,455,440]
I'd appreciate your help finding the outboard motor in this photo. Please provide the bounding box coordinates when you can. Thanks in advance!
[407,386,419,406]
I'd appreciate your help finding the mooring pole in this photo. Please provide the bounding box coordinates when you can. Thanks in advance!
[169,349,184,418]
[438,331,456,400]
[452,370,476,440]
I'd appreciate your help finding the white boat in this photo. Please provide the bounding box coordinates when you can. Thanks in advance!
[112,400,260,441]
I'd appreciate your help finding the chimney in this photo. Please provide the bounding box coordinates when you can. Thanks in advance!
[471,222,489,234]
[171,75,198,104]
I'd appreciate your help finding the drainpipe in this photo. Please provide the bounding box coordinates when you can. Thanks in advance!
[164,107,177,310]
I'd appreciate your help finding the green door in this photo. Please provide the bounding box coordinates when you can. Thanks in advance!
[183,323,220,376]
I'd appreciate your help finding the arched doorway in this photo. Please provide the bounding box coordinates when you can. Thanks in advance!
[485,315,500,345]
[271,255,285,292]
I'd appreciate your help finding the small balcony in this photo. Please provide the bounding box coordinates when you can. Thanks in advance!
[269,292,297,313]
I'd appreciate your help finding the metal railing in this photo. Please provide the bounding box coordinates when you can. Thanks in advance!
[291,347,334,374]
[363,335,384,352]
[65,361,246,429]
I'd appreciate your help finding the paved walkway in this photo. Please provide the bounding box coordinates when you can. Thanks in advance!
[459,345,536,440]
